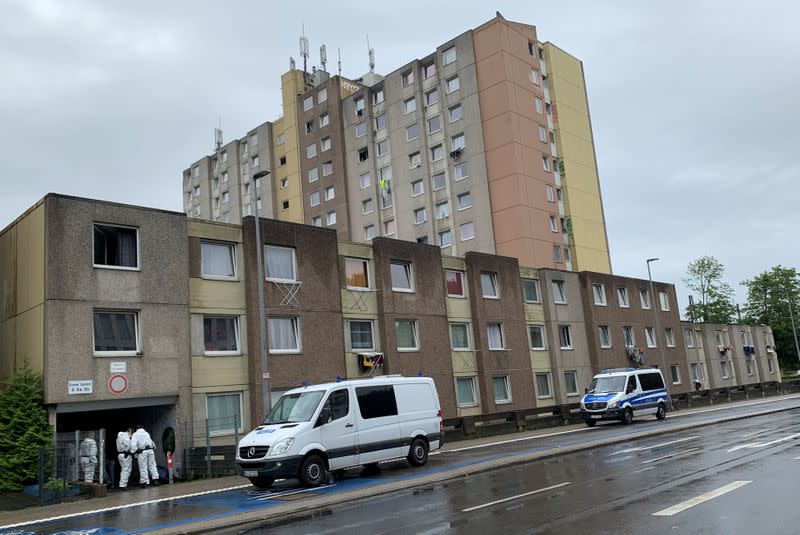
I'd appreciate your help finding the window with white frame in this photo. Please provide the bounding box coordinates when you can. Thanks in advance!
[428,115,441,134]
[539,125,547,143]
[321,137,331,152]
[552,280,567,303]
[265,245,296,282]
[395,320,419,350]
[659,291,670,311]
[354,96,365,114]
[374,113,386,131]
[493,376,511,403]
[222,191,229,204]
[355,121,367,137]
[360,172,371,189]
[457,192,471,210]
[376,139,389,157]
[252,156,260,169]
[303,96,313,111]
[206,393,242,434]
[690,363,700,382]
[542,155,550,172]
[599,325,612,348]
[324,185,335,201]
[445,269,466,297]
[345,257,370,289]
[460,222,475,241]
[450,323,470,350]
[549,215,558,233]
[442,46,456,65]
[413,207,426,224]
[327,211,336,226]
[665,327,676,347]
[402,70,414,86]
[435,201,449,220]
[322,161,333,176]
[311,216,322,227]
[446,76,460,93]
[93,310,140,355]
[454,161,469,180]
[438,229,452,248]
[535,97,543,114]
[364,224,376,240]
[523,279,540,302]
[201,241,236,279]
[348,320,374,351]
[684,328,695,348]
[721,361,731,378]
[306,167,318,183]
[268,316,300,353]
[407,123,419,141]
[318,87,327,103]
[645,327,657,348]
[425,87,438,106]
[553,245,562,263]
[371,88,384,105]
[623,326,635,347]
[277,133,286,145]
[593,284,607,305]
[409,152,422,169]
[670,364,681,384]
[487,323,505,350]
[536,373,552,398]
[528,324,546,350]
[306,143,317,159]
[456,377,478,407]
[449,103,463,122]
[383,219,396,235]
[768,358,775,373]
[564,371,579,396]
[531,69,540,85]
[640,289,651,309]
[559,325,572,349]
[404,97,416,114]
[390,261,413,292]
[203,316,240,355]
[310,191,321,206]
[320,113,329,127]
[546,184,555,202]
[432,172,446,190]
[93,224,139,269]
[481,272,499,298]
[362,198,374,215]
[617,287,630,308]
[451,133,465,151]
[411,179,424,197]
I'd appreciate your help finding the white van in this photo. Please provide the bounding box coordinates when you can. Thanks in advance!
[580,368,670,426]
[236,376,444,489]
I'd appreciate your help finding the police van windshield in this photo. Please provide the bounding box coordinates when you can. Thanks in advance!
[264,391,325,424]
[588,376,627,394]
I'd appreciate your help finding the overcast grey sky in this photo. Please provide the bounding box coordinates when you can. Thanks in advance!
[2,0,798,312]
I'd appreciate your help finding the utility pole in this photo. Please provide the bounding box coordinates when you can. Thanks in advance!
[252,170,272,417]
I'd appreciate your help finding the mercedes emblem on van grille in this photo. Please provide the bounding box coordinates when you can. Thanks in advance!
[248,447,256,458]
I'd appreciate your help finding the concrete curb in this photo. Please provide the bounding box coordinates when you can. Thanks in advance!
[157,399,800,535]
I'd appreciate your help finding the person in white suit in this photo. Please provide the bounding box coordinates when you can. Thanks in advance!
[79,432,98,482]
[131,425,160,488]
[116,428,134,490]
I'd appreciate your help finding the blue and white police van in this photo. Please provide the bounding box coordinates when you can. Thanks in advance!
[580,368,670,426]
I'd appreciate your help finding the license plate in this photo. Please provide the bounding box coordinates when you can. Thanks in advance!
[244,470,259,477]
[590,415,601,419]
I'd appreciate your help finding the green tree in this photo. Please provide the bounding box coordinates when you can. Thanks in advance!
[741,266,800,370]
[0,363,53,492]
[683,256,737,323]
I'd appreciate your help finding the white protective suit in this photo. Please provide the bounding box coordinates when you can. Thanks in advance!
[79,437,98,482]
[131,428,159,485]
[116,431,133,488]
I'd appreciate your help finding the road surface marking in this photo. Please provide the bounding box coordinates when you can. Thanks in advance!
[253,485,333,501]
[641,447,701,464]
[611,436,699,455]
[636,466,657,473]
[794,456,800,460]
[741,426,784,438]
[727,432,800,453]
[462,482,571,512]
[653,481,752,516]
[432,427,593,455]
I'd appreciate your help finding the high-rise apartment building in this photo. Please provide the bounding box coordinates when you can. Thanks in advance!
[182,13,611,273]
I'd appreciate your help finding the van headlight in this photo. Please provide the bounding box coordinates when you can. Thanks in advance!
[607,399,618,409]
[268,438,295,457]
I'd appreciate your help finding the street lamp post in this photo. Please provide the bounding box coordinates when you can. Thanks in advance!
[646,258,669,381]
[252,170,271,417]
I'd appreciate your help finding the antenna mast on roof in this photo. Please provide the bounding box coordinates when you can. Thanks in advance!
[320,44,327,72]
[367,34,375,74]
[299,24,310,77]
[337,47,342,77]
[214,116,223,151]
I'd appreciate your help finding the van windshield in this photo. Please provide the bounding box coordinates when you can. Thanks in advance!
[587,376,627,394]
[264,391,325,424]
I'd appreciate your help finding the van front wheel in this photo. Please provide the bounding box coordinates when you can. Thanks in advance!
[656,403,667,420]
[621,408,633,425]
[298,454,327,487]
[407,437,429,467]
[249,477,275,489]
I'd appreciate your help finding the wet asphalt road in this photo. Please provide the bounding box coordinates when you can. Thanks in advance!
[235,403,800,535]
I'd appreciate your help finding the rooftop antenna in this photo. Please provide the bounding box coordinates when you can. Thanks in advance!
[367,34,375,73]
[337,47,342,77]
[289,56,296,70]
[320,44,327,72]
[214,116,223,151]
[299,25,310,77]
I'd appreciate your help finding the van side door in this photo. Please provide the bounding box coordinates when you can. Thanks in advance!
[395,382,439,455]
[355,385,401,465]
[317,388,357,470]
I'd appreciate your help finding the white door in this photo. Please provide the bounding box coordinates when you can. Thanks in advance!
[354,384,401,465]
[318,388,357,470]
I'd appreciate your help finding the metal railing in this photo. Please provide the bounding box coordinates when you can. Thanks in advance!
[182,416,242,480]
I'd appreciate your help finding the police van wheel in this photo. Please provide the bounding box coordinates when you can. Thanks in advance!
[585,420,597,427]
[299,454,327,487]
[621,408,633,425]
[249,477,275,489]
[655,403,667,420]
[407,437,429,467]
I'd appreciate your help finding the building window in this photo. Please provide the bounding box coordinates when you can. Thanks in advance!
[430,144,444,161]
[438,229,452,248]
[374,113,386,131]
[549,215,558,233]
[383,219,395,236]
[427,115,441,134]
[542,155,551,172]
[425,88,439,106]
[645,327,657,348]
[446,76,460,93]
[372,88,384,105]
[354,97,365,114]
[559,325,573,349]
[404,152,420,169]
[531,69,540,85]
[417,236,428,244]
[345,257,370,289]
[665,328,676,347]
[449,103,463,122]
[640,289,651,309]
[358,147,369,163]
[201,241,236,279]
[623,326,635,347]
[546,184,555,202]
[453,162,469,181]
[522,279,540,302]
[670,364,681,385]
[456,191,472,211]
[93,310,139,355]
[93,224,139,269]
[395,320,419,351]
[659,291,670,311]
[412,208,426,226]
[221,191,230,204]
[721,361,731,378]
[446,270,465,297]
[322,161,333,176]
[536,373,552,398]
[564,371,579,396]
[279,155,287,166]
[411,179,424,197]
[321,137,331,152]
[539,125,547,143]
[599,325,612,348]
[592,284,607,306]
[381,190,393,209]
[423,62,436,79]
[768,358,776,373]
[487,323,505,350]
[312,216,322,227]
[306,143,317,159]
[481,272,499,298]
[193,166,199,177]
[406,123,420,141]
[203,316,240,355]
[280,178,288,189]
[442,46,456,65]
[303,95,313,111]
[318,87,327,103]
[277,133,286,144]
[320,113,329,127]
[364,225,376,240]
[390,261,413,292]
[222,212,230,223]
[404,97,417,114]
[362,198,374,215]
[265,245,296,282]
[552,281,566,303]
[324,186,335,201]
[536,97,543,114]
[690,363,700,382]
[493,376,511,404]
[684,328,695,348]
[450,323,470,350]
[553,245,562,263]
[617,287,630,308]
[360,172,371,189]
[221,150,228,162]
[451,133,465,151]
[268,317,300,353]
[356,121,367,137]
[377,139,389,157]
[402,70,414,86]
[308,167,319,183]
[529,325,546,350]
[435,201,449,220]
[460,222,475,241]
[206,393,242,435]
[349,320,374,351]
[327,211,336,226]
[456,377,478,407]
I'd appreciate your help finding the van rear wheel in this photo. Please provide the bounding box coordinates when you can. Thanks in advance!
[298,454,327,487]
[655,403,667,420]
[407,437,429,467]
[621,408,633,425]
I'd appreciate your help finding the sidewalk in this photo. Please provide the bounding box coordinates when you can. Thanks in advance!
[2,392,798,530]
